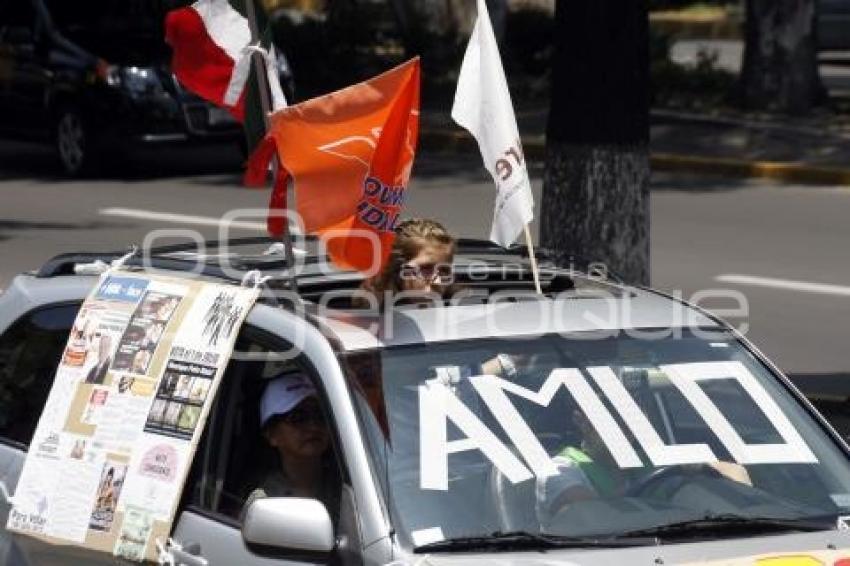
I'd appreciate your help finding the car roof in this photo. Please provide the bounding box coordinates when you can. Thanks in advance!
[22,237,721,352]
[310,283,720,352]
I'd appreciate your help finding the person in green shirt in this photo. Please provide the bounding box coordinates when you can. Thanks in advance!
[556,409,629,498]
[536,409,628,525]
[537,408,753,525]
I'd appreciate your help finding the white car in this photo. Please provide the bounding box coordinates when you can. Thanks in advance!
[2,237,850,565]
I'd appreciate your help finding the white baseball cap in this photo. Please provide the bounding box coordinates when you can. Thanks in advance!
[260,373,316,428]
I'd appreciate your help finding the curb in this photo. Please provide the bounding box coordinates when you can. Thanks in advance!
[651,153,850,185]
[420,129,850,186]
[649,11,742,40]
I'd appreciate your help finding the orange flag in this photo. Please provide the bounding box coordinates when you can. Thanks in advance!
[246,58,421,274]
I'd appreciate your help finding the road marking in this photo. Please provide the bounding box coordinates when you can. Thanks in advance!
[716,274,850,297]
[100,207,267,231]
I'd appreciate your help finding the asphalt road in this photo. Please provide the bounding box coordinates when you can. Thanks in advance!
[1,139,849,380]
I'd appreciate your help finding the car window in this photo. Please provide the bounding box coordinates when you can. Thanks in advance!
[0,303,80,447]
[183,329,345,526]
[344,330,850,546]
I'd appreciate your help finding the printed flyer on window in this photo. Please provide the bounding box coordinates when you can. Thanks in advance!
[6,269,259,562]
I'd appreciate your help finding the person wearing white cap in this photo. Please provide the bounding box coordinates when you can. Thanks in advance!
[241,372,338,519]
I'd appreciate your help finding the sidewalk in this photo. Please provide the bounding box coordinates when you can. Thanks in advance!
[420,106,850,185]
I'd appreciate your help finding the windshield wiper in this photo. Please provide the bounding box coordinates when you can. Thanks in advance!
[619,514,831,540]
[414,531,657,553]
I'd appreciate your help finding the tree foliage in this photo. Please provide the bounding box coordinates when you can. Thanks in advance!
[389,0,507,71]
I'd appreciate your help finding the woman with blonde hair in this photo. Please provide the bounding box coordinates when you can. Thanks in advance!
[357,218,456,308]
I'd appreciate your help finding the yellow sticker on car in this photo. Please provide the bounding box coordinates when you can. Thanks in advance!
[682,550,850,565]
[756,556,823,566]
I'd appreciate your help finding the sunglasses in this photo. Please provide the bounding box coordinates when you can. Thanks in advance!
[281,405,325,426]
[399,262,453,283]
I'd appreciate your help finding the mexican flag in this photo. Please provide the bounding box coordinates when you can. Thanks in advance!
[165,0,284,149]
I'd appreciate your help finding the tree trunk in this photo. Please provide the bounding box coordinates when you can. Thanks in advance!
[740,0,825,114]
[541,0,650,286]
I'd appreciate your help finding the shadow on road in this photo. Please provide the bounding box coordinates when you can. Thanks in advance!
[0,138,545,185]
[651,171,760,192]
[0,138,535,185]
[0,140,244,183]
[412,150,545,180]
[0,219,125,231]
[0,138,804,194]
[0,219,128,243]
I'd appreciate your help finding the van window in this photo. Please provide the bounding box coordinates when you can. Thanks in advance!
[0,303,80,446]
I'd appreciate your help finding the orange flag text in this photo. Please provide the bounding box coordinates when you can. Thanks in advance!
[246,59,421,274]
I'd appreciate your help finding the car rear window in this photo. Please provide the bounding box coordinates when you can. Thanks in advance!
[0,303,80,447]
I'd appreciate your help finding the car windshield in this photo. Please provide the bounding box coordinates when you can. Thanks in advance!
[342,329,850,548]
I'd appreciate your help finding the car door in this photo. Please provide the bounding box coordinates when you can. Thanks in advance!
[168,325,365,566]
[0,300,155,566]
[0,303,300,566]
[0,302,120,566]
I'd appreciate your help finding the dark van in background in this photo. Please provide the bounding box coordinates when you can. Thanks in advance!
[0,0,293,176]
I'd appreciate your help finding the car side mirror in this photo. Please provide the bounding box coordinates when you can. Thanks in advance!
[241,497,335,557]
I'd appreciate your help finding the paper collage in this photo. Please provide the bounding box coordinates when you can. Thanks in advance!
[6,270,259,562]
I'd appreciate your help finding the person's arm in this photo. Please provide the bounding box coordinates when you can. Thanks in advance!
[709,461,752,486]
[480,354,518,378]
[536,458,596,524]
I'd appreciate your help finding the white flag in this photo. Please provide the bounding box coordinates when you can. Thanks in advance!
[452,0,535,248]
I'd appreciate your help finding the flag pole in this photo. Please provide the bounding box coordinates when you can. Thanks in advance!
[245,0,272,123]
[523,224,543,295]
[244,0,299,294]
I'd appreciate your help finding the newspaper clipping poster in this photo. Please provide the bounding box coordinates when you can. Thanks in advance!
[6,270,259,562]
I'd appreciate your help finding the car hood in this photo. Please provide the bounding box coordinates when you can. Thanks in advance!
[411,530,850,566]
